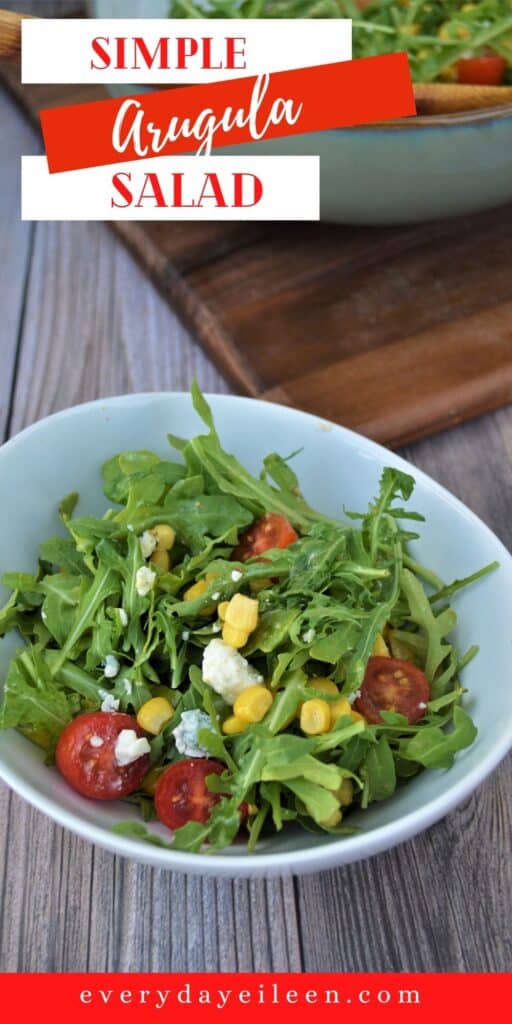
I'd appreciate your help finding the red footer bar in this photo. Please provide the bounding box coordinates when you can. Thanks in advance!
[1,973,511,1020]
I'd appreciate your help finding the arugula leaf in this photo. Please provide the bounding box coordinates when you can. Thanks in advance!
[2,572,39,593]
[112,821,175,849]
[0,591,23,637]
[168,380,332,530]
[206,797,244,851]
[262,754,343,790]
[170,820,212,853]
[245,608,300,655]
[51,565,119,671]
[400,568,455,682]
[360,736,397,807]
[163,493,253,553]
[401,707,477,769]
[39,574,81,647]
[259,781,284,832]
[102,450,185,504]
[429,562,499,605]
[39,536,88,576]
[0,650,72,743]
[365,467,417,561]
[284,778,340,826]
[59,492,79,523]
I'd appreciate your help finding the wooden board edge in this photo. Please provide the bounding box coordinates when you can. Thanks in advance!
[266,379,512,449]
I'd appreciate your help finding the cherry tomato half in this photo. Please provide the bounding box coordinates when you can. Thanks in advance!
[56,711,150,800]
[457,55,507,86]
[232,513,299,562]
[355,657,430,725]
[154,758,226,831]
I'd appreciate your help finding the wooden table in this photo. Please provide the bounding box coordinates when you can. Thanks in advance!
[1,86,510,974]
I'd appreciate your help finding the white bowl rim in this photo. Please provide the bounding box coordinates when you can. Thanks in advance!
[0,391,511,878]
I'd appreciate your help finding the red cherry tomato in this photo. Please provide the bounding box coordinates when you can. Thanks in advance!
[155,758,226,831]
[355,657,430,725]
[232,513,299,562]
[457,55,507,86]
[56,711,150,800]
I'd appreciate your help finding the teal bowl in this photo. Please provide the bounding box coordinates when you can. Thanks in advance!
[222,106,512,224]
[93,0,512,222]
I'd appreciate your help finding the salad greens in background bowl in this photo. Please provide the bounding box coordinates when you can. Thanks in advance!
[0,387,511,878]
[92,0,512,223]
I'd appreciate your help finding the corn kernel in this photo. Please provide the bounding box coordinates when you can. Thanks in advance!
[372,633,390,658]
[184,579,208,601]
[222,622,249,649]
[142,766,165,796]
[300,698,331,736]
[183,579,216,616]
[334,778,354,807]
[150,547,170,572]
[234,685,273,724]
[330,697,353,726]
[137,696,173,735]
[351,708,366,725]
[308,677,339,697]
[330,697,365,728]
[217,601,230,621]
[152,524,175,551]
[296,677,339,720]
[225,593,259,633]
[222,714,247,735]
[320,809,343,828]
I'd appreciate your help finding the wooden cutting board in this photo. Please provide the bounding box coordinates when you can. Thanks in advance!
[3,64,512,448]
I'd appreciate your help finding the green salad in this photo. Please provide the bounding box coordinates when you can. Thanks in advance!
[168,1,512,85]
[0,385,497,853]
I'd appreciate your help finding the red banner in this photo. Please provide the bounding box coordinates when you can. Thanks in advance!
[1,973,511,1021]
[40,53,415,174]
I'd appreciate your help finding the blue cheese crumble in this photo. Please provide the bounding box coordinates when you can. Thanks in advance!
[172,709,212,758]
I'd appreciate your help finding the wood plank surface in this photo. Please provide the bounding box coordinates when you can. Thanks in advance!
[0,85,511,974]
[0,80,35,438]
[3,61,512,448]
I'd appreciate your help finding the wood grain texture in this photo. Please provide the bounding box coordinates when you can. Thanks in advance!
[0,86,510,975]
[0,11,33,62]
[0,89,35,439]
[264,302,512,445]
[3,63,512,448]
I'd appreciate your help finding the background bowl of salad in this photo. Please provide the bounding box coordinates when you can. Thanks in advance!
[0,390,511,877]
[93,0,512,223]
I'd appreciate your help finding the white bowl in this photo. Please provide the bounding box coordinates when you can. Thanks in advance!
[1,393,511,877]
